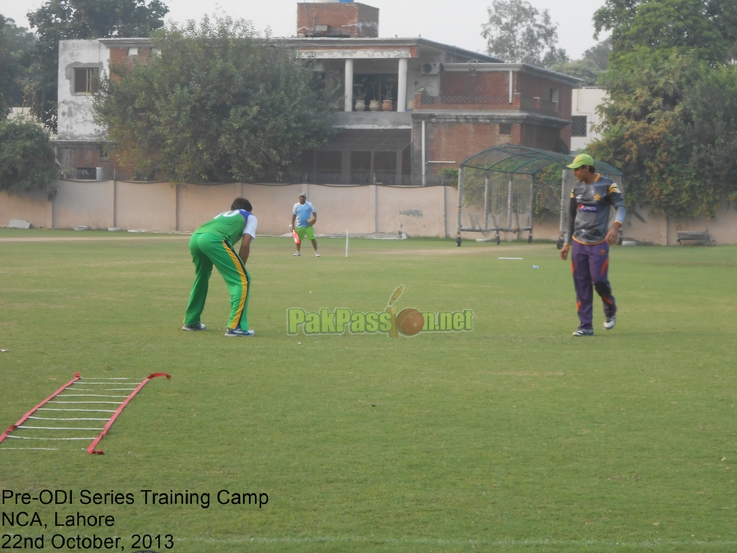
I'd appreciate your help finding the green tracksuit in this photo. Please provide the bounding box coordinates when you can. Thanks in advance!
[184,209,254,330]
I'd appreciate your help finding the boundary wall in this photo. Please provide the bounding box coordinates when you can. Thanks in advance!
[2,180,737,245]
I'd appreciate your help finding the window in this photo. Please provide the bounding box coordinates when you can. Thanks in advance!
[351,152,371,172]
[74,67,99,94]
[315,151,342,173]
[354,74,398,104]
[571,116,588,137]
[550,88,559,103]
[76,167,97,180]
[499,123,512,135]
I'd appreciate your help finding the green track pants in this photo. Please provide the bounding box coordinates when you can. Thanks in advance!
[184,232,251,330]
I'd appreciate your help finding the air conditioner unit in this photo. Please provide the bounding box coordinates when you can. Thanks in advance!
[421,62,441,75]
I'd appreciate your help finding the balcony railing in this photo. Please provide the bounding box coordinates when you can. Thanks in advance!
[414,93,560,117]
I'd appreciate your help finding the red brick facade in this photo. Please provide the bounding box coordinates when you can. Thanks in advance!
[440,70,511,101]
[297,2,379,38]
[411,67,575,178]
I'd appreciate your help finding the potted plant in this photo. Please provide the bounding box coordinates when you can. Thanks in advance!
[382,83,395,111]
[368,79,380,111]
[354,78,367,111]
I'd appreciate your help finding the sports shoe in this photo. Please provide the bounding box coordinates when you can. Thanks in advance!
[182,322,206,331]
[604,316,616,330]
[225,328,255,337]
[315,252,320,257]
[294,252,301,257]
[572,327,594,337]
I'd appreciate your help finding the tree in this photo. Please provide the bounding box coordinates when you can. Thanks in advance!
[0,119,57,193]
[588,0,737,217]
[481,0,568,67]
[594,0,737,64]
[583,37,612,71]
[0,15,14,118]
[0,16,34,117]
[26,0,169,130]
[93,16,338,183]
[681,64,737,207]
[550,59,603,86]
[590,49,737,217]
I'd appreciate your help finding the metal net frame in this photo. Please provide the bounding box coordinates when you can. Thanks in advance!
[456,145,623,246]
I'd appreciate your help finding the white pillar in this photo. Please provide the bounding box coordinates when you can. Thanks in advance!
[421,120,426,186]
[344,58,354,112]
[397,58,408,112]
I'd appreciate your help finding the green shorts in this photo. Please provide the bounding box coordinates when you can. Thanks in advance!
[297,226,315,241]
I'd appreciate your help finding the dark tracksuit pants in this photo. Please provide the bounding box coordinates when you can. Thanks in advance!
[571,241,616,329]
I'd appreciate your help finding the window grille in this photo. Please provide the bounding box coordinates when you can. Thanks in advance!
[571,116,588,137]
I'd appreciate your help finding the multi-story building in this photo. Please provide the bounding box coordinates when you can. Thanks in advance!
[570,87,607,153]
[55,0,579,184]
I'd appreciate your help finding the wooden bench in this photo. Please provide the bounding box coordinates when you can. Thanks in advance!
[677,228,711,246]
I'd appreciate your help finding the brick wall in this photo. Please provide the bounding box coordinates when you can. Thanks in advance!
[109,47,151,74]
[440,71,510,99]
[297,2,379,37]
[71,147,101,168]
[518,125,560,151]
[517,73,572,149]
[412,118,510,175]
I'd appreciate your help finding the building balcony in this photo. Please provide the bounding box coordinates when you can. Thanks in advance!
[414,93,559,117]
[334,111,412,129]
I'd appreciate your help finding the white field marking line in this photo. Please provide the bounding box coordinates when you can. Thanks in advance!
[0,447,59,451]
[18,426,104,431]
[6,436,97,441]
[67,386,135,392]
[498,257,523,260]
[178,536,737,548]
[56,390,128,398]
[38,408,117,413]
[47,401,123,404]
[75,376,135,384]
[29,416,109,421]
[71,382,136,385]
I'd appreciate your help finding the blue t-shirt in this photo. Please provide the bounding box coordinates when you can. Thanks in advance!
[293,202,316,228]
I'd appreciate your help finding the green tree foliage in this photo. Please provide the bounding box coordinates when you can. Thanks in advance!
[26,0,168,130]
[589,0,737,217]
[550,59,603,86]
[590,50,737,217]
[681,65,737,205]
[550,38,611,87]
[93,16,338,183]
[0,16,35,117]
[0,120,57,192]
[0,15,13,118]
[481,0,568,67]
[594,0,737,64]
[583,37,612,71]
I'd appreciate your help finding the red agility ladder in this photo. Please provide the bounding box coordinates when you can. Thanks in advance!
[0,373,170,454]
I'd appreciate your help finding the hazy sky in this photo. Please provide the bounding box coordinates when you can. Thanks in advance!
[1,0,608,60]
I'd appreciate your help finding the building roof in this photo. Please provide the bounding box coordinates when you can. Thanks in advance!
[283,36,504,62]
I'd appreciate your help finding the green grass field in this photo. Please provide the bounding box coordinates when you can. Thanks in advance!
[1,229,736,552]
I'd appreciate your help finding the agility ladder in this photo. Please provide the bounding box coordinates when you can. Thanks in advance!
[0,372,170,454]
